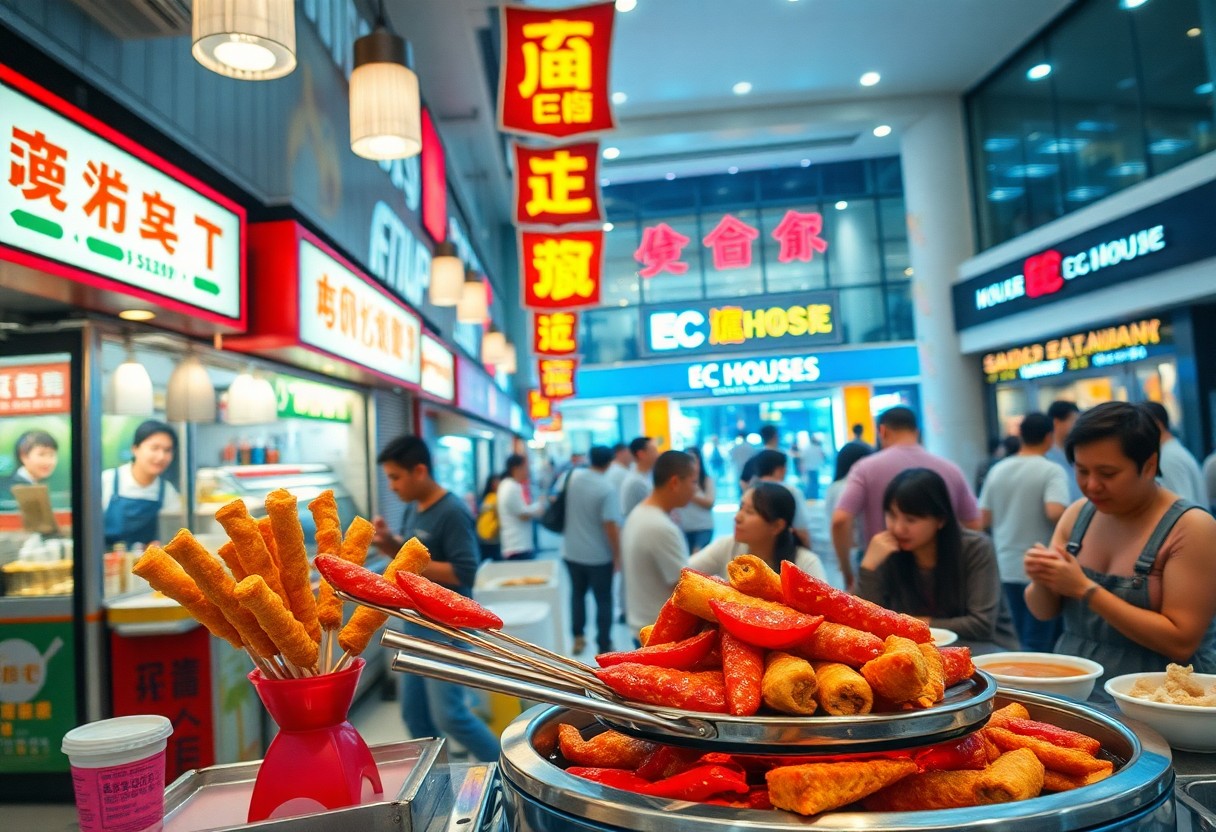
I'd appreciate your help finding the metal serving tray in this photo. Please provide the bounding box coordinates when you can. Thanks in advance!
[1177,776,1216,832]
[161,739,501,832]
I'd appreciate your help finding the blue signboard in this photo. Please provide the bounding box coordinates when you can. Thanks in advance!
[575,344,919,400]
[640,291,842,357]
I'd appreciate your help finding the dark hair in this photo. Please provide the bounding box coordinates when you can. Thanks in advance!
[759,424,779,444]
[685,445,707,488]
[748,481,798,564]
[628,436,652,457]
[588,445,614,469]
[611,442,627,455]
[652,450,693,488]
[882,468,965,618]
[833,441,872,481]
[1019,413,1054,445]
[481,472,501,499]
[1000,435,1021,456]
[878,406,918,432]
[753,449,788,479]
[377,434,432,472]
[852,424,864,438]
[505,453,527,477]
[15,430,57,460]
[1047,400,1080,423]
[1142,401,1170,432]
[1065,401,1160,473]
[133,420,177,451]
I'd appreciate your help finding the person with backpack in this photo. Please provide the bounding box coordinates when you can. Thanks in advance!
[497,454,547,561]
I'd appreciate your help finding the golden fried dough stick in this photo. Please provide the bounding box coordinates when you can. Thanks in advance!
[163,529,278,657]
[214,500,287,605]
[983,727,1110,777]
[339,516,374,567]
[812,661,874,715]
[672,568,791,622]
[316,516,376,631]
[235,575,320,670]
[768,759,918,816]
[861,636,929,703]
[338,537,430,656]
[863,769,982,811]
[762,652,818,715]
[910,642,946,708]
[556,724,654,769]
[1042,762,1114,792]
[257,516,281,570]
[989,702,1031,723]
[265,489,320,642]
[309,490,343,556]
[727,554,783,601]
[133,546,243,649]
[216,541,247,582]
[975,748,1045,805]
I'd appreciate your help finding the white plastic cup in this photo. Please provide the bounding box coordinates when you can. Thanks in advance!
[62,715,173,832]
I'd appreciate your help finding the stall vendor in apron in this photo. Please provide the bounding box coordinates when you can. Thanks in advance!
[102,420,182,547]
[1024,402,1216,701]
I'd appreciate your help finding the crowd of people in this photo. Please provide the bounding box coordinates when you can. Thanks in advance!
[375,397,1216,759]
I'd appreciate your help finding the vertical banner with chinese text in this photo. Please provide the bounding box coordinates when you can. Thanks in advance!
[520,230,603,310]
[532,311,581,356]
[513,142,603,227]
[538,357,580,400]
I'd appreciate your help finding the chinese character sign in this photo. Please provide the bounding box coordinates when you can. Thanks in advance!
[521,230,603,310]
[0,622,76,774]
[635,223,691,278]
[528,389,552,421]
[771,209,828,264]
[298,239,421,386]
[499,2,616,138]
[0,362,69,416]
[0,68,242,320]
[538,358,579,400]
[513,141,603,227]
[702,214,759,271]
[533,311,580,356]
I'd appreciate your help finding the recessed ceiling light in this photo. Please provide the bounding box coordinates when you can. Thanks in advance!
[732,81,752,95]
[611,91,627,105]
[665,172,676,180]
[615,0,637,11]
[903,267,914,277]
[727,166,739,174]
[799,158,811,167]
[1119,0,1149,8]
[602,146,620,160]
[322,362,336,373]
[118,309,156,321]
[1026,63,1052,81]
[1188,27,1202,37]
[600,177,611,186]
[835,200,848,210]
[1195,82,1214,95]
[603,222,615,232]
[873,124,892,137]
[860,71,881,87]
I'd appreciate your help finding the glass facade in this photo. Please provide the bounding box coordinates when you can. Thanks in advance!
[967,0,1214,250]
[584,157,913,364]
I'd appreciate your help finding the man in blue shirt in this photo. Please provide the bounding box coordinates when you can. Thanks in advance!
[373,435,498,762]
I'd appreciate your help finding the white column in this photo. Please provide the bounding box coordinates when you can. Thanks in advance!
[899,96,987,479]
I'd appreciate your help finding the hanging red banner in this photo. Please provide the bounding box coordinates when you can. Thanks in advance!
[498,2,617,139]
[520,229,603,310]
[538,357,579,400]
[513,141,603,227]
[533,311,580,356]
[528,388,552,421]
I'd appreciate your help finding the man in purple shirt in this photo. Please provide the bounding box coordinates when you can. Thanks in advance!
[831,406,983,590]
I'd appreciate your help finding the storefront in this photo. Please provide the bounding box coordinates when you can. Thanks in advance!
[954,152,1216,456]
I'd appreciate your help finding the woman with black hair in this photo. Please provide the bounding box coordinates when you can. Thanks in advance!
[857,467,1018,649]
[102,420,181,547]
[679,446,717,553]
[689,481,826,580]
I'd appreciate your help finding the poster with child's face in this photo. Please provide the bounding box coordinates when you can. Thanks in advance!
[0,358,73,515]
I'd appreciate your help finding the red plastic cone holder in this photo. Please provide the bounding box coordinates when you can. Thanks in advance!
[247,658,382,821]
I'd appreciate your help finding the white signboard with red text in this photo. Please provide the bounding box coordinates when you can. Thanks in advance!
[421,334,454,402]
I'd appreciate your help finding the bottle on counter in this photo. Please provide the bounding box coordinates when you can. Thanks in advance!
[238,437,252,466]
[251,436,266,465]
[105,543,127,596]
[222,438,237,465]
[266,436,281,464]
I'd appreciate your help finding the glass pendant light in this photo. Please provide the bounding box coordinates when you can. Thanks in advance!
[456,270,488,324]
[481,326,507,365]
[429,241,464,306]
[192,0,297,81]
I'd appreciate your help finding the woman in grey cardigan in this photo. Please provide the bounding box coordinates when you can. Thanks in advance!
[857,467,1018,650]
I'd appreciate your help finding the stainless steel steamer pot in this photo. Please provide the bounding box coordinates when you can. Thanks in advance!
[498,691,1176,832]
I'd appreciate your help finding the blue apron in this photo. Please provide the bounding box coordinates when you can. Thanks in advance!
[103,467,165,546]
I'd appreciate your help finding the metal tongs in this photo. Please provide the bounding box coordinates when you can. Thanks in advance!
[333,589,716,740]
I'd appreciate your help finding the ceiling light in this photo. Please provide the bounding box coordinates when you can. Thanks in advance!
[987,187,1025,202]
[983,137,1020,152]
[166,353,216,423]
[1149,138,1193,155]
[903,267,914,277]
[1039,138,1089,154]
[727,166,739,174]
[1066,186,1108,202]
[1108,161,1147,177]
[873,124,892,137]
[322,363,336,373]
[1026,63,1052,81]
[835,200,848,210]
[799,159,811,167]
[611,91,627,105]
[602,222,615,232]
[227,368,278,425]
[107,344,154,416]
[1120,0,1149,8]
[1004,163,1057,178]
[732,81,752,95]
[118,309,156,322]
[664,172,676,180]
[456,270,488,324]
[481,327,507,365]
[860,71,881,87]
[349,20,421,160]
[602,146,621,160]
[1196,82,1214,95]
[192,0,296,81]
[1188,27,1202,37]
[615,0,637,11]
[429,240,464,306]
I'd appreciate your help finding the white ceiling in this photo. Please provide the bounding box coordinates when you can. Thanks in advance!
[396,0,1074,217]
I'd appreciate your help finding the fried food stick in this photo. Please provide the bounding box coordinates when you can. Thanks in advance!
[132,546,243,649]
[768,759,919,816]
[258,516,280,570]
[316,516,375,631]
[163,529,278,658]
[812,661,874,715]
[672,568,792,622]
[308,491,346,633]
[861,636,929,704]
[556,724,654,769]
[863,769,982,811]
[762,652,818,715]
[216,541,247,582]
[265,489,320,642]
[983,726,1111,777]
[338,537,431,656]
[909,642,946,708]
[235,575,320,670]
[214,500,287,605]
[974,748,1045,805]
[727,555,783,601]
[1042,762,1114,792]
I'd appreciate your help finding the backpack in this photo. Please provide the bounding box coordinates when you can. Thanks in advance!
[539,469,572,534]
[476,494,500,542]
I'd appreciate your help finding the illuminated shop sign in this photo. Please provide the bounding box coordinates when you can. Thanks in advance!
[421,334,455,403]
[274,376,356,423]
[575,344,919,400]
[642,291,841,357]
[635,210,829,278]
[981,318,1169,384]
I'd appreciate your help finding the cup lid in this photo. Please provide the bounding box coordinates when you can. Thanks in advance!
[62,715,173,758]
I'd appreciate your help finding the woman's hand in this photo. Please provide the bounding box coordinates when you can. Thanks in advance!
[1024,543,1093,599]
[860,531,900,570]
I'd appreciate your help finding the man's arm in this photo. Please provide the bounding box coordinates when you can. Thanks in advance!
[603,521,620,570]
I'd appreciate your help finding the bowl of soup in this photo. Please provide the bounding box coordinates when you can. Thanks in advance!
[973,652,1104,700]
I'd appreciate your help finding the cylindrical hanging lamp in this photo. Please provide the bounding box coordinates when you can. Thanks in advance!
[192,0,297,81]
[456,270,488,324]
[108,349,155,416]
[166,353,217,423]
[481,327,508,365]
[350,23,421,160]
[500,343,518,375]
[429,241,465,306]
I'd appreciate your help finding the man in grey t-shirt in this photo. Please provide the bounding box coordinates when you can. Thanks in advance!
[562,446,622,654]
[619,435,657,520]
[622,450,696,634]
[979,413,1069,652]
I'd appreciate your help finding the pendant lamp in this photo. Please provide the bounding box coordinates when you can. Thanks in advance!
[456,270,488,324]
[226,368,278,425]
[481,326,507,365]
[166,353,217,423]
[108,347,155,416]
[429,241,464,306]
[192,0,297,81]
[350,7,421,160]
[500,343,518,375]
